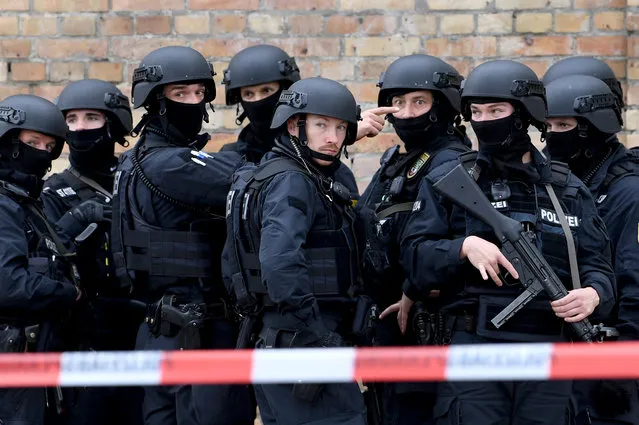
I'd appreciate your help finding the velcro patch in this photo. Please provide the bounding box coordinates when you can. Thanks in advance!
[540,208,579,227]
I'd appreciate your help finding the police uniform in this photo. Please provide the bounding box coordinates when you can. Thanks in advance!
[40,79,144,425]
[402,148,615,425]
[400,61,616,425]
[223,78,367,425]
[574,144,639,425]
[0,95,79,425]
[545,71,639,425]
[110,46,254,425]
[358,54,469,425]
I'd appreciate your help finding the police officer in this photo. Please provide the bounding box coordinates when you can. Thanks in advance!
[359,54,469,425]
[397,60,616,425]
[219,43,395,197]
[40,79,143,425]
[545,74,639,425]
[220,44,301,163]
[223,77,367,425]
[0,94,81,424]
[110,46,252,425]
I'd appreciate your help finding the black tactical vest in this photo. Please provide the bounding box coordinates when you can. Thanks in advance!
[110,136,226,299]
[225,155,360,311]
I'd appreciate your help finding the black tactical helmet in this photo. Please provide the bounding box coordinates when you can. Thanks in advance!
[57,79,133,136]
[461,60,547,128]
[543,57,624,110]
[131,46,216,109]
[0,94,67,159]
[270,77,361,146]
[546,75,622,135]
[222,44,300,105]
[377,54,463,113]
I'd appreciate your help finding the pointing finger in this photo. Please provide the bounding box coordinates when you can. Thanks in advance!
[365,106,400,116]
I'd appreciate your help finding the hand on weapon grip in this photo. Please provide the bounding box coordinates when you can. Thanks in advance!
[379,293,414,335]
[461,236,519,287]
[355,107,399,141]
[551,287,600,322]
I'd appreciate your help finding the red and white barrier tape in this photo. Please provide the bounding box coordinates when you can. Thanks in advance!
[1,342,638,388]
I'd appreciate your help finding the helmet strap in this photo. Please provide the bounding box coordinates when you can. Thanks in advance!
[297,117,308,146]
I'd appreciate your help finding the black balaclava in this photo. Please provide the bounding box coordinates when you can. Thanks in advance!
[471,101,532,163]
[140,95,209,151]
[163,98,206,141]
[546,120,614,181]
[470,101,538,180]
[67,124,118,187]
[385,92,451,152]
[241,88,283,144]
[0,135,55,196]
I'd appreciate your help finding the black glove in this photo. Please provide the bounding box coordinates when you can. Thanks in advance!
[591,380,633,416]
[56,200,111,240]
[71,200,112,223]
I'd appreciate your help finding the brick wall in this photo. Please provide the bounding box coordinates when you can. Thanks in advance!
[1,0,637,187]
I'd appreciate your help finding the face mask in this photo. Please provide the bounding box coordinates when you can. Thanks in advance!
[6,139,53,179]
[472,115,530,163]
[546,126,610,180]
[242,89,281,134]
[67,126,116,176]
[545,127,581,164]
[388,112,437,151]
[164,98,206,141]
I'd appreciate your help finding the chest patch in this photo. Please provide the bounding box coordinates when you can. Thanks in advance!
[596,194,607,204]
[540,208,579,228]
[55,187,77,198]
[491,200,509,210]
[407,152,430,179]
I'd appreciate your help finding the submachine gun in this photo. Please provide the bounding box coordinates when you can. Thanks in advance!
[432,164,616,343]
